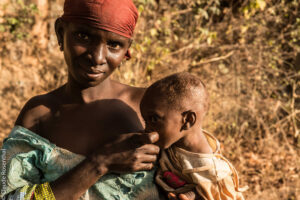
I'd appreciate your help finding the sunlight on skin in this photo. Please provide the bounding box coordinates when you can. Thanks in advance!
[168,191,197,200]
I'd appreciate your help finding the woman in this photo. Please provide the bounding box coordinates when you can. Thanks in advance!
[0,0,196,199]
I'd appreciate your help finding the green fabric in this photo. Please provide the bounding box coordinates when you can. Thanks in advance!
[0,126,163,200]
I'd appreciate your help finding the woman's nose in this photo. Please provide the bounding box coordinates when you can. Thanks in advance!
[91,44,106,66]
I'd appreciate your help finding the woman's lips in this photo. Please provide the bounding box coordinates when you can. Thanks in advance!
[83,69,105,79]
[86,71,104,78]
[86,73,101,79]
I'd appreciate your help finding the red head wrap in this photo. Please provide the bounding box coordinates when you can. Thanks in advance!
[61,0,138,59]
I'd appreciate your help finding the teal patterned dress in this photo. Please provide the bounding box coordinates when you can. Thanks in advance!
[0,126,165,200]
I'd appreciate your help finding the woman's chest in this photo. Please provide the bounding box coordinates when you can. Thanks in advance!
[38,100,144,155]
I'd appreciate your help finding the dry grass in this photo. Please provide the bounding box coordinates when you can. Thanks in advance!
[0,0,299,199]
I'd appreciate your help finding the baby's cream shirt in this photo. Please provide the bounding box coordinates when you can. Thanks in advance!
[156,130,247,200]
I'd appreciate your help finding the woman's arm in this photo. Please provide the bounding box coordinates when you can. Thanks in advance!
[50,157,106,200]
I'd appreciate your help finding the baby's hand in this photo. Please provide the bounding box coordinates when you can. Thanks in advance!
[168,191,202,200]
[163,172,201,200]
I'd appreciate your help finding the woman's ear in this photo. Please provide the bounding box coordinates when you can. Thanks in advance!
[180,110,196,132]
[124,39,133,60]
[128,39,133,48]
[55,18,65,51]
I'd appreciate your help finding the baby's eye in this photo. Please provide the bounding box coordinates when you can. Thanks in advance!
[107,41,122,50]
[148,114,159,124]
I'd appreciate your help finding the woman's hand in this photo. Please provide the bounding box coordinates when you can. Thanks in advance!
[90,131,160,173]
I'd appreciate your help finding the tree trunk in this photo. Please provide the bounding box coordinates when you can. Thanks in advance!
[32,0,49,49]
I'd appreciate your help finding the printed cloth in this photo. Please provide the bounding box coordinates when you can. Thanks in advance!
[0,126,162,200]
[156,130,247,200]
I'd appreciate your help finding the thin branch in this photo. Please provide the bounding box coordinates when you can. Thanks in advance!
[291,81,299,137]
[168,43,208,56]
[168,44,194,56]
[170,8,193,17]
[191,51,234,66]
[270,109,300,130]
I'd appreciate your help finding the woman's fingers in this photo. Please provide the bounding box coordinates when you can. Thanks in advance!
[137,162,155,171]
[126,132,159,148]
[138,144,160,155]
[139,131,159,144]
[147,131,159,143]
[140,154,157,163]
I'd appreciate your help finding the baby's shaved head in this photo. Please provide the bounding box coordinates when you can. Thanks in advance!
[142,72,209,118]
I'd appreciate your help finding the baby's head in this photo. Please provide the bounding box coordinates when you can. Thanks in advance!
[140,72,209,149]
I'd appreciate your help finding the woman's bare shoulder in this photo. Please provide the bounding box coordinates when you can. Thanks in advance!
[129,86,146,103]
[112,80,146,104]
[15,86,64,133]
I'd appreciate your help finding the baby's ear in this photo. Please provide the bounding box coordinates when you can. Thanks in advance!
[180,110,196,131]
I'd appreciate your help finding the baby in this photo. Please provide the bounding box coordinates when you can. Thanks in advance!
[140,72,247,200]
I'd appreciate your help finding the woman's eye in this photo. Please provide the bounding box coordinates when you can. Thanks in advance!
[76,33,89,41]
[107,41,122,50]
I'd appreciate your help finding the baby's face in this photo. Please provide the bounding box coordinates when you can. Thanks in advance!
[140,96,184,149]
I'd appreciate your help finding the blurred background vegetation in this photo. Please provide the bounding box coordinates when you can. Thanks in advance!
[0,0,299,199]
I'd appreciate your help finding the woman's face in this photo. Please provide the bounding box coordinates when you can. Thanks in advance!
[59,21,131,87]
